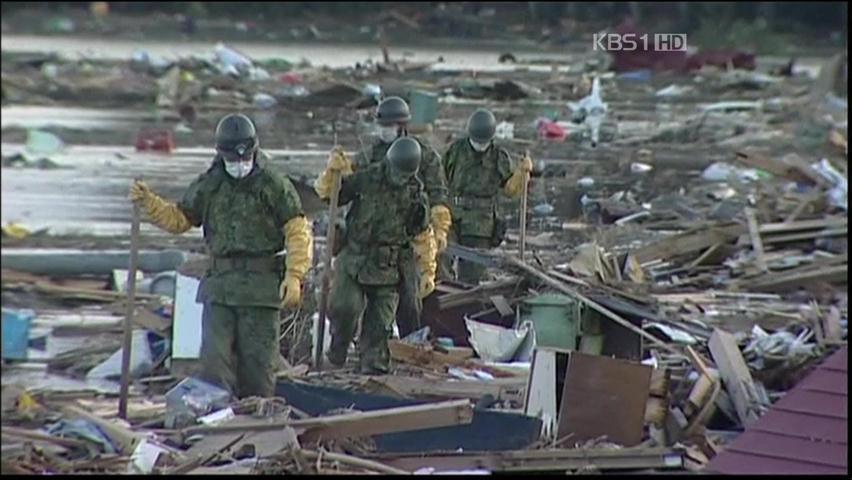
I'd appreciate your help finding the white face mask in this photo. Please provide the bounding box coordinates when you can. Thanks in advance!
[378,126,399,143]
[469,139,491,152]
[225,160,254,179]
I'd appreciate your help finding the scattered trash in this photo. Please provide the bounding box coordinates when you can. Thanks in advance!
[135,129,175,153]
[45,418,117,454]
[45,17,76,34]
[630,162,653,174]
[165,377,232,429]
[198,407,236,426]
[811,158,847,211]
[536,118,566,141]
[252,92,278,109]
[701,162,762,182]
[495,121,514,140]
[577,177,596,188]
[2,308,35,360]
[86,330,164,381]
[656,84,693,97]
[465,319,531,362]
[25,129,65,157]
[1,222,32,240]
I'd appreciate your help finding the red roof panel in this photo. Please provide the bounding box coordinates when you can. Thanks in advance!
[707,346,848,475]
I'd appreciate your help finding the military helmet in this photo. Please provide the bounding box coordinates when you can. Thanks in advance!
[467,108,497,143]
[376,96,411,125]
[215,113,258,162]
[386,137,421,179]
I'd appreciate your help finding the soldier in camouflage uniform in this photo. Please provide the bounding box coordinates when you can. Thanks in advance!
[440,109,533,284]
[129,113,313,398]
[315,137,437,374]
[352,96,451,338]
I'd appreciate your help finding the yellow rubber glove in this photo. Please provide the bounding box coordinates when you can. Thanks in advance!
[281,215,313,308]
[429,205,452,253]
[314,147,353,200]
[129,180,192,234]
[413,227,437,299]
[503,155,533,198]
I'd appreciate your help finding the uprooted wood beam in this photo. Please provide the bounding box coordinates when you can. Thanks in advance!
[180,399,474,443]
[366,447,685,472]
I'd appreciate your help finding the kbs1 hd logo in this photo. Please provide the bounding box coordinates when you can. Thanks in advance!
[593,33,687,52]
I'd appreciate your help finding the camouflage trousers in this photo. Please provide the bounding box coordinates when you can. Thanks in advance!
[328,266,399,374]
[395,253,422,339]
[199,302,280,399]
[438,231,492,285]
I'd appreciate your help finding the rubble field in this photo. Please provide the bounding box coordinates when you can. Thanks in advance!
[1,14,848,476]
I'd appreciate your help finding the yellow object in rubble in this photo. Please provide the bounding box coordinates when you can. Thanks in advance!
[2,223,31,239]
[17,391,39,412]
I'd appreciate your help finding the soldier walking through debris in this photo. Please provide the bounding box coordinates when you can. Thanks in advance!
[314,137,437,374]
[128,113,313,399]
[439,108,533,284]
[352,96,451,338]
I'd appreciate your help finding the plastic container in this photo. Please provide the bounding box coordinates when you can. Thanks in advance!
[409,90,439,127]
[2,308,35,360]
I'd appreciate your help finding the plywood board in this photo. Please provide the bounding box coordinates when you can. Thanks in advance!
[556,352,652,446]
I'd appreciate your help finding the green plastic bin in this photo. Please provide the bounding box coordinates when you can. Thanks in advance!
[522,294,580,350]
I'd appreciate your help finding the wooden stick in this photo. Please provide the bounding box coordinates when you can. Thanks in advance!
[119,202,141,420]
[315,148,343,371]
[1,426,90,449]
[744,207,768,273]
[300,449,412,475]
[519,151,530,263]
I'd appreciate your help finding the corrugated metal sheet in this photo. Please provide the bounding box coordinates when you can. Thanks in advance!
[707,346,848,475]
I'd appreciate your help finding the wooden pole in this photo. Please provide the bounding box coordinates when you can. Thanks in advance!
[118,201,141,420]
[519,151,530,263]
[315,123,342,370]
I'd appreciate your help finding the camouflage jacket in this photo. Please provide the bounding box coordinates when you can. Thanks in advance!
[443,138,514,239]
[177,153,304,307]
[336,160,430,286]
[353,137,449,208]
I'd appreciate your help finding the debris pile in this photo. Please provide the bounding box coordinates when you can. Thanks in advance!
[2,15,848,476]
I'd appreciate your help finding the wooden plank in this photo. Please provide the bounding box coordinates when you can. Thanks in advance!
[373,447,684,473]
[296,399,474,444]
[758,217,847,234]
[59,404,145,455]
[376,375,525,403]
[632,223,746,264]
[181,400,474,443]
[759,227,846,245]
[556,352,652,446]
[708,329,760,427]
[524,349,559,437]
[489,295,514,317]
[1,426,88,449]
[823,306,843,343]
[745,264,847,292]
[649,368,670,398]
[744,208,768,273]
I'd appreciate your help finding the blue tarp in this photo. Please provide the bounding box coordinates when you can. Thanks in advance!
[276,380,541,453]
